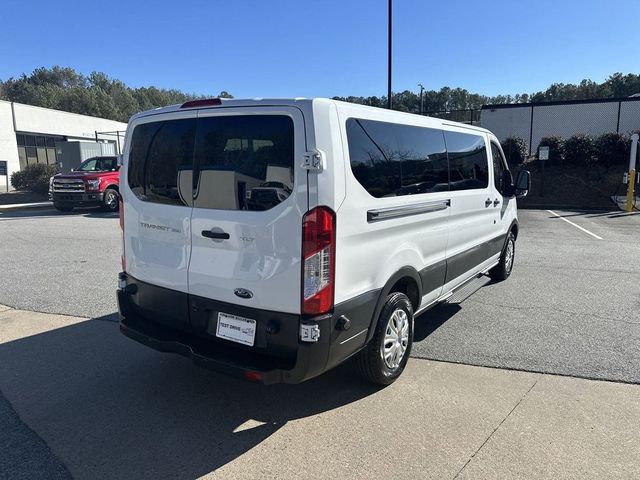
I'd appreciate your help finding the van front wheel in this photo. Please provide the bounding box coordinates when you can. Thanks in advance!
[356,292,413,386]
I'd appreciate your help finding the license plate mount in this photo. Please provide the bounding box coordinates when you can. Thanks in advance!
[215,312,257,347]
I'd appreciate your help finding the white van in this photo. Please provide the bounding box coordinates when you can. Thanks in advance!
[117,98,530,385]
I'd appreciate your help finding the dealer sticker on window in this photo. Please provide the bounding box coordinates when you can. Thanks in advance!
[216,312,257,347]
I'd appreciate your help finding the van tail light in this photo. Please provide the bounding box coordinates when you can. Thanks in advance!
[119,196,126,271]
[302,206,336,315]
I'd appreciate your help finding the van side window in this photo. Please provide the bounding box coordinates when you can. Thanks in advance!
[444,131,489,191]
[194,115,294,211]
[490,142,509,195]
[128,118,196,205]
[346,118,448,198]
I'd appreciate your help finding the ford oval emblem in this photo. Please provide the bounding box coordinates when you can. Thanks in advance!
[234,288,253,299]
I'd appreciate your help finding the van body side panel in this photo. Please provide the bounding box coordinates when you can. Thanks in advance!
[334,104,450,315]
[310,99,346,211]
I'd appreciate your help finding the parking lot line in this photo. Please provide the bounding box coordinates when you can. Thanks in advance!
[547,210,603,240]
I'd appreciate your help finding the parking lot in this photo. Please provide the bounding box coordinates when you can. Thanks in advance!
[1,207,639,383]
[1,207,640,479]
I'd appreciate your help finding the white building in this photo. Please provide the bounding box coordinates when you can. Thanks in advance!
[0,100,127,188]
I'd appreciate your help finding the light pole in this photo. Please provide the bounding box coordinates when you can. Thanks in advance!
[387,0,392,110]
[418,83,424,115]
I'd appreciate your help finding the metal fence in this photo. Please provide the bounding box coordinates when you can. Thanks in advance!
[480,97,640,155]
[424,109,481,126]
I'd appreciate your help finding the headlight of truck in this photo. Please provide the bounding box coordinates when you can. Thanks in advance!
[86,179,100,191]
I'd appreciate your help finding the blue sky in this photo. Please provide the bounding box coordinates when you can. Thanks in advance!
[1,0,638,98]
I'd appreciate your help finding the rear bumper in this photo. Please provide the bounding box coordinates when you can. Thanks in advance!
[51,191,103,206]
[117,274,352,384]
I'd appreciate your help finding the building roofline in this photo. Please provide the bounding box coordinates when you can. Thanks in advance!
[0,99,128,126]
[482,96,640,110]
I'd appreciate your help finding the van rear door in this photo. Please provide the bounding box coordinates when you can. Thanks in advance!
[188,107,307,318]
[122,111,197,329]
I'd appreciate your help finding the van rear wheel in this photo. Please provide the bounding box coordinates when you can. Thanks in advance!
[490,232,516,281]
[356,292,413,386]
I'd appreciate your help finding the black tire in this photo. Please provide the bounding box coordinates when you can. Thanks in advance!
[102,187,119,212]
[490,231,516,281]
[356,292,414,386]
[54,204,73,212]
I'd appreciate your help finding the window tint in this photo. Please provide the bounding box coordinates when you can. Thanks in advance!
[194,115,294,211]
[444,131,489,191]
[491,143,510,195]
[346,118,448,198]
[128,118,196,206]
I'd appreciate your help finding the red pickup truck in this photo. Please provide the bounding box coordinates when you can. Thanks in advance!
[50,156,120,212]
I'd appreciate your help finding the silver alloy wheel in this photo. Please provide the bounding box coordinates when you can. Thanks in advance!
[504,239,514,273]
[381,308,410,369]
[105,190,118,209]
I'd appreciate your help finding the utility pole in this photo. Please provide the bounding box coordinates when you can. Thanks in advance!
[418,83,424,115]
[387,0,392,110]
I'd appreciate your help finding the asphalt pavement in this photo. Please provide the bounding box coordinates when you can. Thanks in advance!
[0,207,639,383]
[0,208,120,319]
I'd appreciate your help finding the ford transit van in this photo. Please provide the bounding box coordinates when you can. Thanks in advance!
[117,98,530,385]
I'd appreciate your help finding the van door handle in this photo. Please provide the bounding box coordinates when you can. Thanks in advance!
[201,230,230,240]
[485,198,492,207]
[493,198,501,207]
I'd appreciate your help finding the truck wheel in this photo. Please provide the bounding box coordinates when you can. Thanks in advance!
[356,292,413,386]
[54,204,73,212]
[490,232,516,282]
[102,188,119,212]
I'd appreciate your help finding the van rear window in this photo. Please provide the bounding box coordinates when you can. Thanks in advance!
[194,115,294,211]
[127,115,294,210]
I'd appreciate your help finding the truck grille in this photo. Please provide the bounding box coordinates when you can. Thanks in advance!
[53,179,85,192]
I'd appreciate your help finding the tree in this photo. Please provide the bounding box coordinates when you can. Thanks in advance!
[0,66,228,122]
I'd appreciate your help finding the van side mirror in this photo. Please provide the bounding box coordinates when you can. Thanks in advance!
[515,170,531,198]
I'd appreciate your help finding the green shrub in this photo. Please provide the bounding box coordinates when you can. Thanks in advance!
[10,163,57,194]
[594,132,629,167]
[500,136,528,165]
[538,136,564,165]
[563,134,595,166]
[10,170,28,190]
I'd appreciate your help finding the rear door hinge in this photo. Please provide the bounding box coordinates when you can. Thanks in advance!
[302,149,324,173]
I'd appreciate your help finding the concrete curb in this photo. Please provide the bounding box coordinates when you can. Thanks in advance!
[0,202,53,212]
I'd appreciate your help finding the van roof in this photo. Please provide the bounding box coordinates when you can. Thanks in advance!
[129,97,491,134]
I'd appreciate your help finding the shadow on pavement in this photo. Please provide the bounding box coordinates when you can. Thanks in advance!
[414,303,462,342]
[0,208,118,220]
[0,316,380,479]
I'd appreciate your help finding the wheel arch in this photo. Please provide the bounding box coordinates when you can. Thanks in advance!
[510,218,519,240]
[365,266,422,344]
